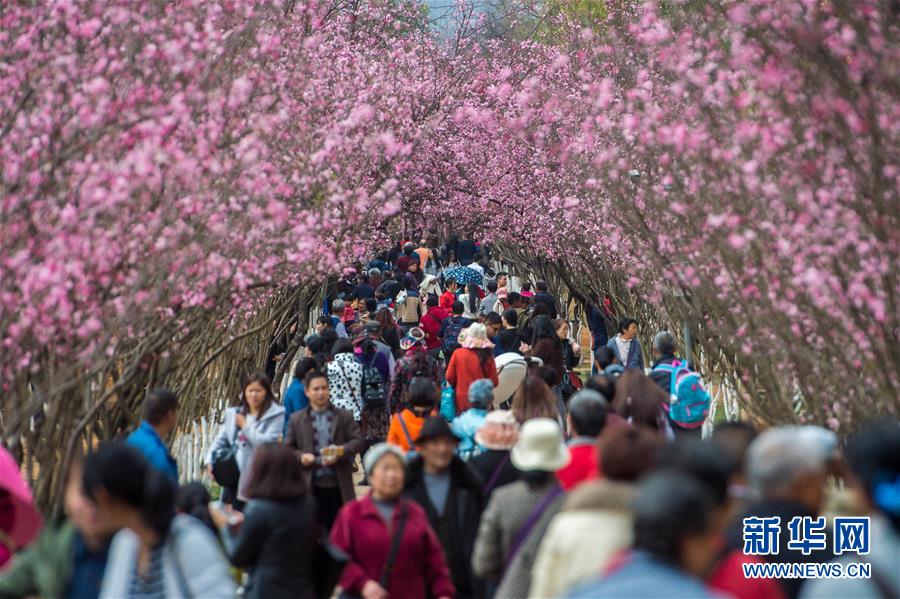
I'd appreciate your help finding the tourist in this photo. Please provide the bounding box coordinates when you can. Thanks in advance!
[405,418,484,599]
[395,241,417,273]
[511,375,558,425]
[532,280,558,319]
[556,390,608,491]
[451,378,494,459]
[389,329,442,412]
[472,418,569,598]
[530,426,661,598]
[388,377,437,452]
[126,388,179,485]
[439,301,471,359]
[326,338,364,422]
[420,296,449,360]
[284,369,363,531]
[611,370,669,434]
[86,444,235,598]
[606,317,644,370]
[479,280,499,318]
[330,444,455,599]
[207,373,285,508]
[529,315,567,422]
[469,411,522,500]
[356,329,392,453]
[215,445,318,599]
[376,307,403,358]
[445,323,499,413]
[649,330,704,438]
[439,277,459,311]
[329,300,349,338]
[395,276,424,332]
[456,234,477,266]
[493,329,530,409]
[283,357,318,434]
[484,312,503,356]
[459,283,481,322]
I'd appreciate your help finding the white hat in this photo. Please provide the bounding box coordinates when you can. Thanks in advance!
[511,418,570,472]
[460,322,495,349]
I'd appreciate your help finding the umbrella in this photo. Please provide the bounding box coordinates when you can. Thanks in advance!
[443,266,483,287]
[0,447,42,549]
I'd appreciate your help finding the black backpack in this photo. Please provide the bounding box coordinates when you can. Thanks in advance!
[360,354,387,408]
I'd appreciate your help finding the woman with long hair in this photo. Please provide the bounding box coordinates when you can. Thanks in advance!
[459,282,481,321]
[376,307,403,358]
[511,375,560,425]
[88,444,235,598]
[446,323,499,413]
[215,445,319,599]
[207,372,285,509]
[530,315,568,425]
[611,370,670,434]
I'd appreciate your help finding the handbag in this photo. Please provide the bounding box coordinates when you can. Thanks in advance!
[439,383,456,421]
[211,411,241,489]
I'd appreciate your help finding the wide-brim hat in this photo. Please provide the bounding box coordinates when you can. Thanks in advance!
[400,327,426,351]
[415,417,460,445]
[475,411,520,450]
[511,418,571,472]
[460,323,495,349]
[0,447,42,547]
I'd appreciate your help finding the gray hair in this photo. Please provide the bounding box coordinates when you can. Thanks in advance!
[747,427,828,498]
[653,331,677,355]
[363,443,407,476]
[367,268,380,278]
[332,299,345,313]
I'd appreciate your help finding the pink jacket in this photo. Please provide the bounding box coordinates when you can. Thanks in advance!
[331,495,456,599]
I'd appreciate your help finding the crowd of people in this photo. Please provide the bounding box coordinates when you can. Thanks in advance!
[1,235,898,598]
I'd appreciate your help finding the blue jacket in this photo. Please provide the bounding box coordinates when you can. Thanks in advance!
[126,421,178,484]
[282,379,309,434]
[451,408,487,459]
[607,336,645,371]
[565,551,719,598]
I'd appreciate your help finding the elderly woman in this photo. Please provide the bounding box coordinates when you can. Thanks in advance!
[451,378,494,460]
[330,444,455,599]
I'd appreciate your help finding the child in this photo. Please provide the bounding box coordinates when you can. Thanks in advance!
[387,377,436,452]
[451,378,494,460]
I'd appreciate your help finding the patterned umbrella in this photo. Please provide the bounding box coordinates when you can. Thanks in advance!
[442,266,483,286]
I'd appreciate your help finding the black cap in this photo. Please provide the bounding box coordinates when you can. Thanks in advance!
[415,417,459,445]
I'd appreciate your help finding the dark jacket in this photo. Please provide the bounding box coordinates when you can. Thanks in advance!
[404,456,485,597]
[456,240,477,265]
[469,450,521,500]
[533,291,559,319]
[223,498,318,599]
[725,499,832,599]
[284,405,364,504]
[649,354,680,393]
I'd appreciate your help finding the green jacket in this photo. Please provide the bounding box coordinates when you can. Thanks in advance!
[0,519,77,599]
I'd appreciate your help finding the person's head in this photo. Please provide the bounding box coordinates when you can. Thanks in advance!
[315,315,332,334]
[567,389,608,438]
[618,317,638,340]
[535,280,548,292]
[83,443,175,538]
[710,421,758,486]
[64,454,117,543]
[584,374,616,402]
[600,426,661,482]
[243,444,308,501]
[332,298,345,314]
[512,375,558,423]
[594,346,617,369]
[176,482,215,534]
[364,298,377,314]
[304,370,330,410]
[521,281,532,293]
[531,303,550,321]
[319,327,338,351]
[376,307,396,328]
[612,370,668,431]
[331,337,355,359]
[368,267,380,279]
[451,300,464,316]
[497,328,521,354]
[468,379,495,410]
[403,241,415,255]
[143,388,178,438]
[408,261,419,273]
[632,471,718,577]
[415,417,459,473]
[510,418,570,481]
[486,280,498,293]
[496,272,508,288]
[552,318,570,340]
[241,372,275,417]
[652,330,677,359]
[657,438,734,526]
[407,377,437,413]
[465,282,478,311]
[305,334,326,358]
[747,426,830,515]
[294,356,319,383]
[426,295,439,309]
[365,320,382,338]
[508,291,523,308]
[394,271,406,284]
[347,292,361,309]
[530,315,558,345]
[484,312,502,337]
[445,277,458,291]
[501,308,518,329]
[845,421,900,533]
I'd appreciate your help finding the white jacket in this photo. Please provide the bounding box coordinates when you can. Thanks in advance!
[206,403,285,496]
[529,480,635,598]
[100,515,235,598]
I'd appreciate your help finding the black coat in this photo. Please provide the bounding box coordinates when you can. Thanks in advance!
[404,455,485,598]
[533,291,559,319]
[227,497,319,599]
[469,449,521,500]
[649,354,679,392]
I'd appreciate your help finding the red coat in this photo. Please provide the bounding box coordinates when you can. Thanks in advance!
[708,550,787,599]
[445,348,499,412]
[556,442,600,491]
[331,495,456,599]
[420,306,448,350]
[439,290,457,311]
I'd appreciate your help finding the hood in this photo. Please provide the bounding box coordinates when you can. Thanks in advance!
[562,480,635,513]
[258,402,286,423]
